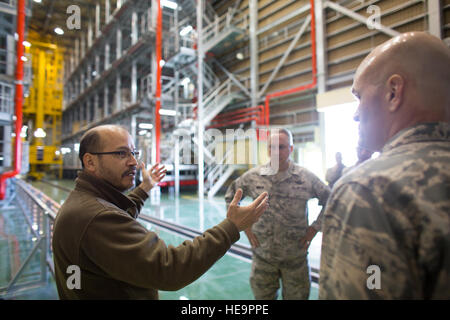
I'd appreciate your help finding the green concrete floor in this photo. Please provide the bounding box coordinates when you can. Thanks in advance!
[0,179,320,300]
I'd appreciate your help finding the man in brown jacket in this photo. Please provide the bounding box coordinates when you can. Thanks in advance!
[52,125,268,299]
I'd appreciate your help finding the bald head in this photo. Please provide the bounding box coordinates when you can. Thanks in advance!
[79,125,129,168]
[352,32,450,151]
[357,32,450,115]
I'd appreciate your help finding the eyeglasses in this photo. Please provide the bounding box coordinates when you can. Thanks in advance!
[89,150,141,160]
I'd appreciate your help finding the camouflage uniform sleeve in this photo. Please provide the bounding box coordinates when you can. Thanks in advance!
[224,174,250,209]
[319,182,416,299]
[224,179,238,209]
[310,174,331,232]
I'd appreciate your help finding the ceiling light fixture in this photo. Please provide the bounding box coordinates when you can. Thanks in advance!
[34,128,46,138]
[180,25,193,36]
[54,27,64,35]
[159,109,177,116]
[138,123,154,130]
[161,0,178,10]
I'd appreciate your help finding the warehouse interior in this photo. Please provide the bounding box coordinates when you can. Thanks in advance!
[0,0,449,300]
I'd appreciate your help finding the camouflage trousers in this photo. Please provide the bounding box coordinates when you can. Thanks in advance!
[250,254,310,300]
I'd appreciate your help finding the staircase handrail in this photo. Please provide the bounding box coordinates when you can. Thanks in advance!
[202,8,237,45]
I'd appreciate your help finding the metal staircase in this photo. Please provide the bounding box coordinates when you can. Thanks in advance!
[204,145,247,198]
[164,0,248,197]
[202,8,246,55]
[202,79,244,125]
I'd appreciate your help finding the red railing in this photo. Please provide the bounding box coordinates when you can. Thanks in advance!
[207,105,265,129]
[205,0,317,135]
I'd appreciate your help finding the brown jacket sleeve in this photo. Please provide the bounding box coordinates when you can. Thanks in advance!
[80,208,240,291]
[126,186,149,218]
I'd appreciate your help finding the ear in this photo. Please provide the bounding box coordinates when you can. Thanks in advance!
[83,153,97,172]
[385,74,404,112]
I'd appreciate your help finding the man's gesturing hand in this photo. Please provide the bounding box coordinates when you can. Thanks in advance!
[139,162,167,193]
[226,189,268,232]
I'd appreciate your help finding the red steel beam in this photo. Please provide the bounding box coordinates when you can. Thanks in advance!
[155,0,162,163]
[210,111,261,123]
[0,0,25,200]
[212,105,263,121]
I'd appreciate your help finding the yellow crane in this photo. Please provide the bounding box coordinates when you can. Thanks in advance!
[22,32,64,180]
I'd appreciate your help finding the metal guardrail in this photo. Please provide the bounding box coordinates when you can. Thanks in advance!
[0,178,56,298]
[0,178,319,299]
[38,180,320,284]
[139,213,254,263]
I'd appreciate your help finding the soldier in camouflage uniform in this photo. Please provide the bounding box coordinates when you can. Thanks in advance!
[325,152,346,189]
[319,32,450,299]
[225,129,330,299]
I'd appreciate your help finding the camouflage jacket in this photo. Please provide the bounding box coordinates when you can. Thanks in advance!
[319,122,450,299]
[225,161,330,262]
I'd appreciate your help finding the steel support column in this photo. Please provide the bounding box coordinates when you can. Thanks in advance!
[249,0,259,164]
[105,42,110,69]
[95,1,101,38]
[104,84,109,117]
[155,0,162,163]
[132,10,138,45]
[81,33,85,59]
[75,38,79,65]
[249,0,259,107]
[174,136,180,197]
[117,27,122,59]
[197,0,204,200]
[105,0,110,24]
[131,60,137,103]
[427,0,442,38]
[88,19,93,48]
[0,0,25,199]
[115,73,121,112]
[315,0,328,176]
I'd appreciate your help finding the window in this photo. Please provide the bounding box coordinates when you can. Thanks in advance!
[0,125,4,166]
[0,82,13,114]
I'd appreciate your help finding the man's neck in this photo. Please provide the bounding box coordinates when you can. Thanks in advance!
[275,159,291,172]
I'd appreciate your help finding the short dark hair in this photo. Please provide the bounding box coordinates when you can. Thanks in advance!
[270,128,294,146]
[79,129,102,168]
